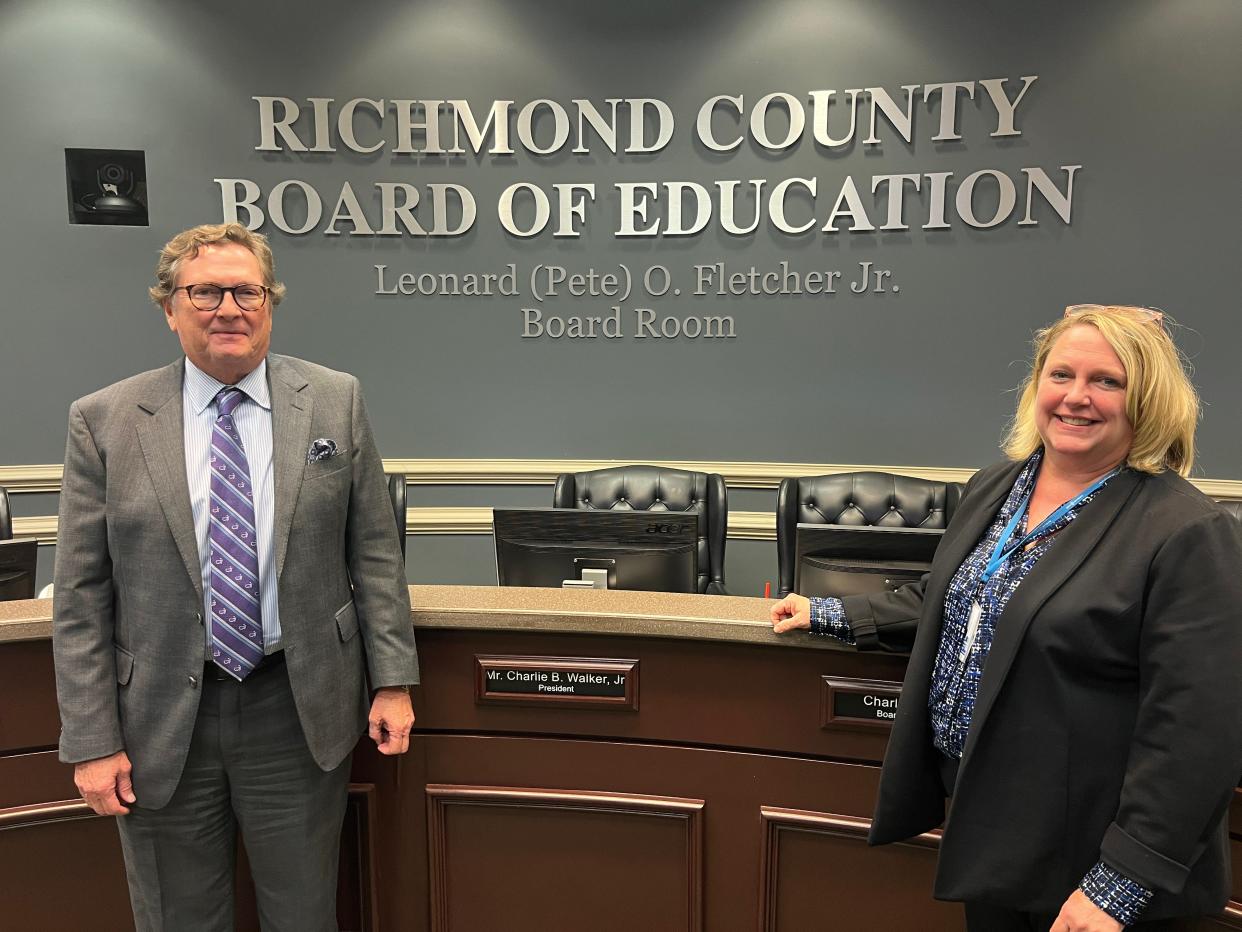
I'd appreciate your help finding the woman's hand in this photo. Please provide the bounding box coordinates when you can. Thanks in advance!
[1049,890,1123,932]
[770,593,812,633]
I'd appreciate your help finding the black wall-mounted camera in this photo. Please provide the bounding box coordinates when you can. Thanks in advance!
[65,148,149,226]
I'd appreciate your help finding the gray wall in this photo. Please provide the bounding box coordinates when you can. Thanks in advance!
[3,0,1240,593]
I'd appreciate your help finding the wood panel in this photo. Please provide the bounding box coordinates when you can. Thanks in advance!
[0,638,59,752]
[0,749,79,808]
[427,785,702,932]
[758,807,961,931]
[410,627,908,763]
[395,732,889,932]
[0,802,134,930]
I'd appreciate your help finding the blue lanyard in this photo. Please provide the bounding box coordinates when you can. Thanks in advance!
[980,468,1118,586]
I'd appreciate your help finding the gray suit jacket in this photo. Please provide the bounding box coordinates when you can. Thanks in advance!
[53,354,419,809]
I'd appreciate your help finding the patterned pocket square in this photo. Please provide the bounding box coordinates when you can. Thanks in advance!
[307,438,340,464]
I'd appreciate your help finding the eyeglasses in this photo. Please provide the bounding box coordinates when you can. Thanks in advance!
[1064,304,1164,326]
[178,283,270,312]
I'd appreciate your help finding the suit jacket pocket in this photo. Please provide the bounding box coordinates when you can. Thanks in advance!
[335,599,359,641]
[114,643,134,685]
[305,456,350,481]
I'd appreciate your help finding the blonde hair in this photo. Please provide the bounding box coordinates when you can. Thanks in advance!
[149,223,286,307]
[1002,307,1199,476]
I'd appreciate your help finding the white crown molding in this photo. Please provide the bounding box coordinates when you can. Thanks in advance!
[0,465,62,493]
[5,459,1241,498]
[383,458,981,489]
[11,516,58,544]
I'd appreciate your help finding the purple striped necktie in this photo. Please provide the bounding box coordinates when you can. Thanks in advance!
[208,386,264,680]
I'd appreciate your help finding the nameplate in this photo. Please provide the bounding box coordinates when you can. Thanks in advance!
[820,676,902,730]
[475,655,639,710]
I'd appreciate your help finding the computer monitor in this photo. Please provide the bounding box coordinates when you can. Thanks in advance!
[794,524,943,598]
[493,508,698,593]
[0,538,38,601]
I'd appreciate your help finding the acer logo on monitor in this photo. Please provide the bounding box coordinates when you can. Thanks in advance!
[645,523,689,535]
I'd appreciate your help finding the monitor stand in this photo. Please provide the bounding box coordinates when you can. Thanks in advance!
[562,566,611,590]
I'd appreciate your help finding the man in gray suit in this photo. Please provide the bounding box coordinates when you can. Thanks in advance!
[52,222,419,931]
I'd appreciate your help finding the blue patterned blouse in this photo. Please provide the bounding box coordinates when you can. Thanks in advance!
[807,452,1152,925]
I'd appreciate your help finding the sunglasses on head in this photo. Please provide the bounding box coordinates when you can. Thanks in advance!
[1064,304,1164,326]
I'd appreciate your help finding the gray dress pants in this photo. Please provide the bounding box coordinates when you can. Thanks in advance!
[116,659,351,932]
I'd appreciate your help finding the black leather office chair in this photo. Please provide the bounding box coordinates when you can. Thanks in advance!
[776,472,964,597]
[0,486,11,540]
[387,473,407,562]
[553,465,728,594]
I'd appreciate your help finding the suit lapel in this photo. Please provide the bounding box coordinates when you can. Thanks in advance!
[135,360,203,599]
[961,467,1144,764]
[269,356,312,580]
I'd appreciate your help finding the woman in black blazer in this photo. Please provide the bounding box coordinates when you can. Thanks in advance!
[773,305,1242,931]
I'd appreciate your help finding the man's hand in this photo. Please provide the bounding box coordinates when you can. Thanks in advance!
[770,593,812,633]
[368,687,415,755]
[1049,890,1123,932]
[74,750,136,816]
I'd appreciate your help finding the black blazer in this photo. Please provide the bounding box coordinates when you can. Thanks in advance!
[842,460,1242,918]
